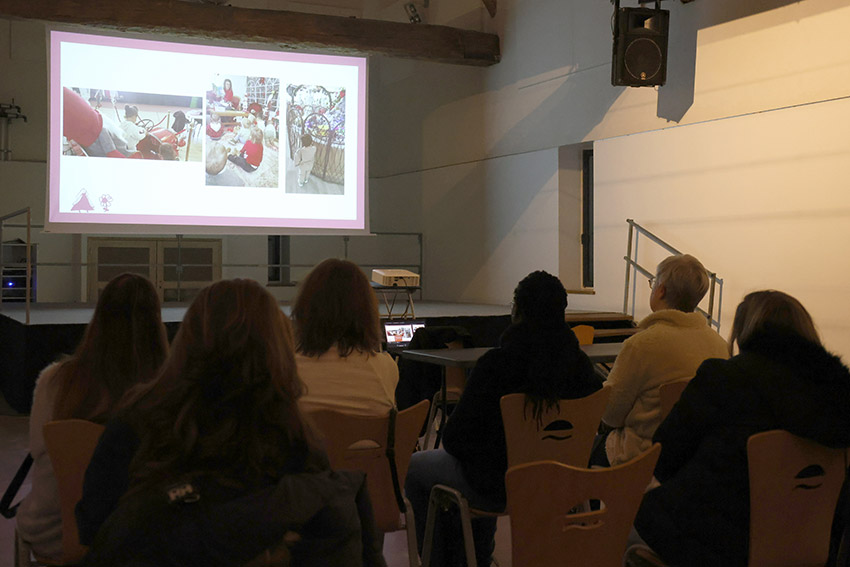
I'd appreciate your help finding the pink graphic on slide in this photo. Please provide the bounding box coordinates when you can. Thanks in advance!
[71,189,95,212]
[99,194,114,212]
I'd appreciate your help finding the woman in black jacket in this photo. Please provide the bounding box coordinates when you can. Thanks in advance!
[77,279,385,567]
[634,290,850,567]
[405,270,601,567]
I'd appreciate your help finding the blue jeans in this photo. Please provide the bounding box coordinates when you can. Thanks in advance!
[405,449,502,566]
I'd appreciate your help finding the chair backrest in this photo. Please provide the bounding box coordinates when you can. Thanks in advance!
[505,443,661,567]
[42,419,106,564]
[500,386,610,469]
[307,399,430,533]
[571,324,595,346]
[658,379,690,422]
[747,430,848,567]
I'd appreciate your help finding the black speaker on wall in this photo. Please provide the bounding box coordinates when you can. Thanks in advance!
[612,6,670,87]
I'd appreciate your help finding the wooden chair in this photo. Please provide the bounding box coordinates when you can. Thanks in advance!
[658,379,690,422]
[571,324,595,346]
[505,443,661,567]
[307,400,430,567]
[421,386,611,567]
[422,340,466,450]
[747,430,847,567]
[16,420,105,567]
[626,430,848,567]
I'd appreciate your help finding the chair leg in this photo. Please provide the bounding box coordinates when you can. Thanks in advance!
[456,499,477,567]
[403,498,421,567]
[15,529,36,567]
[422,395,440,451]
[623,544,668,567]
[421,485,477,567]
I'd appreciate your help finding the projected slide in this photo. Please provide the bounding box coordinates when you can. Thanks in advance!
[47,31,367,234]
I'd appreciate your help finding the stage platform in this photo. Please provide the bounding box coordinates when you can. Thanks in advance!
[0,302,633,414]
[0,300,512,326]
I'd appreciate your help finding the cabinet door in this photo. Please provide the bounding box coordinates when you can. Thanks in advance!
[86,238,157,301]
[156,240,222,303]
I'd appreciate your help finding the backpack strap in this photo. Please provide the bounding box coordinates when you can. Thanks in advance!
[385,407,407,513]
[1,454,33,519]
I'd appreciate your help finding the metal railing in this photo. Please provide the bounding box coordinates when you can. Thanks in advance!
[623,218,723,331]
[0,207,33,324]
[0,213,423,310]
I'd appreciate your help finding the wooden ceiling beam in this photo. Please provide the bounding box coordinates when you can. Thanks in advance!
[0,0,501,66]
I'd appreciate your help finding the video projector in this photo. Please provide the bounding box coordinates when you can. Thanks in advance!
[371,269,420,287]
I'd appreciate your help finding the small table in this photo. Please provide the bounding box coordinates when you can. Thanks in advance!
[371,281,420,319]
[401,342,623,446]
[401,343,621,367]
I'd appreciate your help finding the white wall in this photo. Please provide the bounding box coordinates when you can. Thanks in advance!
[367,0,850,358]
[581,96,850,355]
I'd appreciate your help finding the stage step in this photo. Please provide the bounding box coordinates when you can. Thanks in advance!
[565,311,637,344]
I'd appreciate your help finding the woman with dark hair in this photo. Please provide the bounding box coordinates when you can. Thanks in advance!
[632,290,850,567]
[76,279,383,567]
[16,273,168,561]
[292,258,398,415]
[405,270,601,567]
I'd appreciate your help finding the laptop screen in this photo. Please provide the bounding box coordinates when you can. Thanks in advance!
[382,320,426,350]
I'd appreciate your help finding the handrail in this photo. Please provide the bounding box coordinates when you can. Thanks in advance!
[0,207,32,324]
[623,219,723,331]
[0,228,423,306]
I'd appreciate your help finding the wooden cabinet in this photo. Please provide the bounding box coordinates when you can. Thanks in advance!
[86,237,221,302]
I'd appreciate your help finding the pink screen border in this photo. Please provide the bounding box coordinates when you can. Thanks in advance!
[48,31,367,231]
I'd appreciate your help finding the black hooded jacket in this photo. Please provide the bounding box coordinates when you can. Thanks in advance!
[634,329,850,567]
[440,321,601,504]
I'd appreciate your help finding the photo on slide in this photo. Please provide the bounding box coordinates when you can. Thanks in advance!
[205,75,281,188]
[62,87,202,162]
[284,84,346,195]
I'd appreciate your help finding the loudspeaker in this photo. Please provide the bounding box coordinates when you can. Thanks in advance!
[612,7,670,87]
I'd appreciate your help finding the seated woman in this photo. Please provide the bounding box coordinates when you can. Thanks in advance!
[15,273,168,561]
[404,270,601,567]
[292,258,398,416]
[633,290,850,567]
[76,279,384,567]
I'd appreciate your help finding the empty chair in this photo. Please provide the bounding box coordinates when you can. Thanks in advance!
[15,419,105,567]
[658,379,689,423]
[571,324,595,346]
[506,443,661,567]
[421,387,611,567]
[307,399,430,567]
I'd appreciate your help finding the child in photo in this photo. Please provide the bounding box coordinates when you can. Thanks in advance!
[206,113,224,140]
[159,143,178,161]
[120,105,146,149]
[236,115,254,144]
[227,126,264,172]
[294,133,317,187]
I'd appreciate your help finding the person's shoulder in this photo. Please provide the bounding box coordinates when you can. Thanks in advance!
[35,361,66,392]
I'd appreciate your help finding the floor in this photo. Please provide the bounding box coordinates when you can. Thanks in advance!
[0,391,512,567]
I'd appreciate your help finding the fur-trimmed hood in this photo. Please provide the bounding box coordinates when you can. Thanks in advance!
[738,329,850,447]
